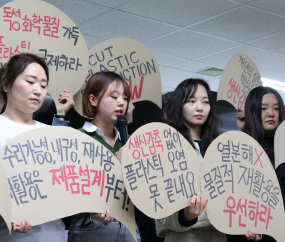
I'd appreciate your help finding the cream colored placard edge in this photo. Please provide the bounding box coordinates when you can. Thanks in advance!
[0,0,89,108]
[0,126,136,241]
[274,120,285,169]
[0,161,11,233]
[121,122,201,219]
[74,37,162,116]
[217,54,261,110]
[201,130,285,241]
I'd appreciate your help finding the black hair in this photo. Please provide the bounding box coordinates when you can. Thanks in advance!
[166,78,220,156]
[161,91,173,117]
[244,86,285,149]
[0,53,49,102]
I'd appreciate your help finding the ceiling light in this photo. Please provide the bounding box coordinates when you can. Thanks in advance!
[261,78,285,93]
[196,67,224,77]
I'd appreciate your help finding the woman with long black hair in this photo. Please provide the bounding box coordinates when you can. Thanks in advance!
[156,78,226,242]
[228,86,285,242]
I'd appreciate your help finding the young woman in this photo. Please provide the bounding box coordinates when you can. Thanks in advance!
[156,78,227,242]
[67,71,140,242]
[0,53,73,241]
[229,86,285,242]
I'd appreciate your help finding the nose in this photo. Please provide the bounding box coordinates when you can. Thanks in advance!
[196,101,202,111]
[117,96,124,107]
[33,83,41,96]
[267,107,274,117]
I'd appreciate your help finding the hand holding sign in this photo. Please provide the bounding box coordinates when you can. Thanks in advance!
[201,131,285,241]
[183,193,208,221]
[91,209,115,223]
[217,54,261,110]
[121,122,202,219]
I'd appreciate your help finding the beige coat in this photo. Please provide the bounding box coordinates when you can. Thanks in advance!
[155,142,226,241]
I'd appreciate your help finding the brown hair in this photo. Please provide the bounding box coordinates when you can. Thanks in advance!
[0,53,49,102]
[82,71,130,118]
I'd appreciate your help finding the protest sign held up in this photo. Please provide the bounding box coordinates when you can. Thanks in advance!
[0,126,136,240]
[0,0,89,108]
[201,131,285,241]
[121,122,201,219]
[74,38,162,116]
[217,54,261,110]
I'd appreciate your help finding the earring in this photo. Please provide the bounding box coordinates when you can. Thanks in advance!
[4,89,6,92]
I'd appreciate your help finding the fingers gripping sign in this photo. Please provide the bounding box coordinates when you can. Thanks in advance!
[126,102,135,124]
[12,220,31,233]
[91,208,115,223]
[184,193,208,221]
[236,108,245,131]
[57,90,75,115]
[245,229,260,241]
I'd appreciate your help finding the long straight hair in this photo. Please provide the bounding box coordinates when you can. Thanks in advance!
[244,86,285,148]
[166,78,220,156]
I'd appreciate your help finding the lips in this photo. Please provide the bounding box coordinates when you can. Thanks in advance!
[266,120,275,124]
[195,115,203,118]
[31,98,40,103]
[115,110,123,115]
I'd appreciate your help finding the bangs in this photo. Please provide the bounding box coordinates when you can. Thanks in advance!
[182,83,198,104]
[104,79,130,101]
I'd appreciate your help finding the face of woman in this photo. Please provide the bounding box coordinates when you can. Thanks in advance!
[6,63,48,115]
[182,84,211,130]
[94,81,128,124]
[261,93,280,136]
